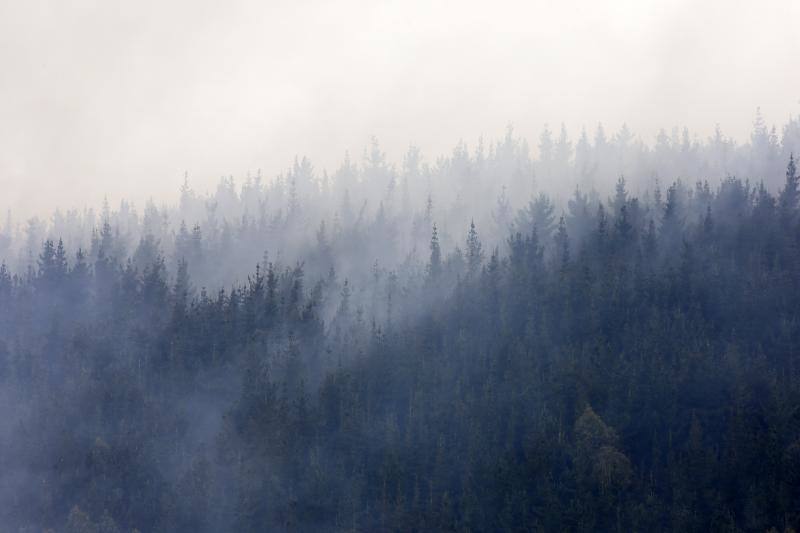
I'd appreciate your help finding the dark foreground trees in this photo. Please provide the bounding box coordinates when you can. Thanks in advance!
[2,162,800,531]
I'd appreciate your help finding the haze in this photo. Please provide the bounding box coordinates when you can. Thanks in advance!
[1,0,798,216]
[5,2,800,530]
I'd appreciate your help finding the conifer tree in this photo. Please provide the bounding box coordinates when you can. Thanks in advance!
[427,224,442,282]
[465,220,483,277]
[779,153,799,223]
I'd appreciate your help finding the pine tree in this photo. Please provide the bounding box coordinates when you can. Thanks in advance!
[427,224,442,282]
[55,238,68,277]
[516,193,556,242]
[173,258,191,320]
[190,223,203,264]
[179,171,193,215]
[596,203,608,249]
[567,186,592,244]
[660,182,684,252]
[554,215,570,270]
[614,204,633,246]
[611,175,628,215]
[37,239,56,286]
[779,154,799,223]
[69,248,90,306]
[175,220,191,262]
[466,220,483,277]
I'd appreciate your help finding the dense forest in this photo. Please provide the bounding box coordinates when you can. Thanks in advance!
[3,118,800,531]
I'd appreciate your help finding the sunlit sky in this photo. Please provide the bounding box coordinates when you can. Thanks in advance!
[1,0,799,216]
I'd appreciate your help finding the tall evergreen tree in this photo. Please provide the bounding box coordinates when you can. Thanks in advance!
[465,220,483,277]
[427,223,442,282]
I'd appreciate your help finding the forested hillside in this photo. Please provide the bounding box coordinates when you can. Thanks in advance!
[2,125,800,531]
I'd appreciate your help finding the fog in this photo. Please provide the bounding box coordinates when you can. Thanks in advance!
[2,0,799,216]
[4,2,800,532]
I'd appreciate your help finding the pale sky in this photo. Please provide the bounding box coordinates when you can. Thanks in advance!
[1,0,799,216]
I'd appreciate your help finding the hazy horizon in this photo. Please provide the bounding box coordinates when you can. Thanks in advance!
[2,0,799,217]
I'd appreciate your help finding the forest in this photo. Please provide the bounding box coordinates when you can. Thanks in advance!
[2,116,800,532]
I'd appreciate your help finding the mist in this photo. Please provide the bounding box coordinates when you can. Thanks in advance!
[3,2,800,532]
[2,0,799,216]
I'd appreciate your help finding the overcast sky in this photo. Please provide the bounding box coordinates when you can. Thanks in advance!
[1,0,799,216]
